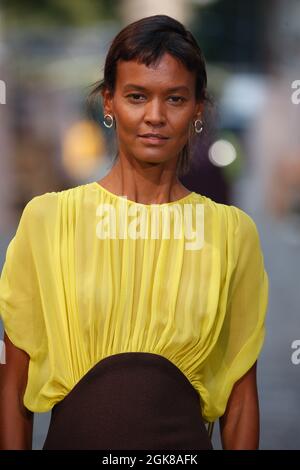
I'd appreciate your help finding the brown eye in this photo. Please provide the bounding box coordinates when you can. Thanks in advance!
[127,93,145,101]
[168,96,186,104]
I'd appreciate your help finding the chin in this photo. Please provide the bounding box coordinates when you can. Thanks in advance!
[137,155,170,166]
[133,149,167,162]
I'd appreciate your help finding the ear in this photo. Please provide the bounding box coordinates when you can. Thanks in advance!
[194,101,205,120]
[101,87,114,115]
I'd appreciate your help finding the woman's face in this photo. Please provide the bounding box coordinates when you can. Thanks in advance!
[102,52,203,167]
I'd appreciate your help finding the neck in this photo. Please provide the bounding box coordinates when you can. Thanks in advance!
[98,154,190,205]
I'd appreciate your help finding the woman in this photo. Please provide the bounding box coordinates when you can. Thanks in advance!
[0,15,269,450]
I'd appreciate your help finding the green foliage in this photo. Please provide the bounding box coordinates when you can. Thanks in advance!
[1,0,120,26]
[190,0,267,66]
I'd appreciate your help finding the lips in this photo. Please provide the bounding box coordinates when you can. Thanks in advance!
[138,133,169,139]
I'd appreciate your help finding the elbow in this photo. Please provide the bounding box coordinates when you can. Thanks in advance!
[219,362,260,450]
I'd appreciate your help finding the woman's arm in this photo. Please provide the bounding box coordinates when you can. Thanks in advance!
[0,332,33,449]
[219,361,260,450]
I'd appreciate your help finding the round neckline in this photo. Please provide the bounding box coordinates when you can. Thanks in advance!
[90,181,196,207]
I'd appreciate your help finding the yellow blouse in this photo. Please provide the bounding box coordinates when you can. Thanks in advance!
[0,182,269,422]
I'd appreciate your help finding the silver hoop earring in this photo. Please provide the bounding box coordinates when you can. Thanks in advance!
[103,113,114,128]
[194,119,203,134]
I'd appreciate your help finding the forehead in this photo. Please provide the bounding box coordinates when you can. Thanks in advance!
[115,53,195,89]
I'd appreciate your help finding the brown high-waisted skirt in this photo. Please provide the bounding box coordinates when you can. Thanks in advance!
[42,352,213,450]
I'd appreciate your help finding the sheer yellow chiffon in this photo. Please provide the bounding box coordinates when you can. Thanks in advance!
[0,182,269,422]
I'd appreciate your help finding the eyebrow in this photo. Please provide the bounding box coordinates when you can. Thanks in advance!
[123,83,190,93]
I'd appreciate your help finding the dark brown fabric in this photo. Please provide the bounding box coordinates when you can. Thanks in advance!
[42,352,213,450]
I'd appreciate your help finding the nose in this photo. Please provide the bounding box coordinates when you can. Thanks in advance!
[144,98,166,126]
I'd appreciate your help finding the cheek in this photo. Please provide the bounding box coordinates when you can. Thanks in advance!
[116,107,142,136]
[113,96,139,125]
[170,115,192,141]
[168,108,193,130]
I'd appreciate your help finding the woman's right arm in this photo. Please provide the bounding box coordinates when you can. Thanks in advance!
[0,331,33,449]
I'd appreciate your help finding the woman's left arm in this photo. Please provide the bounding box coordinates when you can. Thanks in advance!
[219,361,260,450]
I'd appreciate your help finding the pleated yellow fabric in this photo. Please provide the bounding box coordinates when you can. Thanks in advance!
[0,182,269,422]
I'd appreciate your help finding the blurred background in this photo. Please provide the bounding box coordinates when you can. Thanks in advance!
[0,0,300,449]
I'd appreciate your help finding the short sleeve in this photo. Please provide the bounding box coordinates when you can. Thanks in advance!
[199,207,269,422]
[0,197,46,359]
